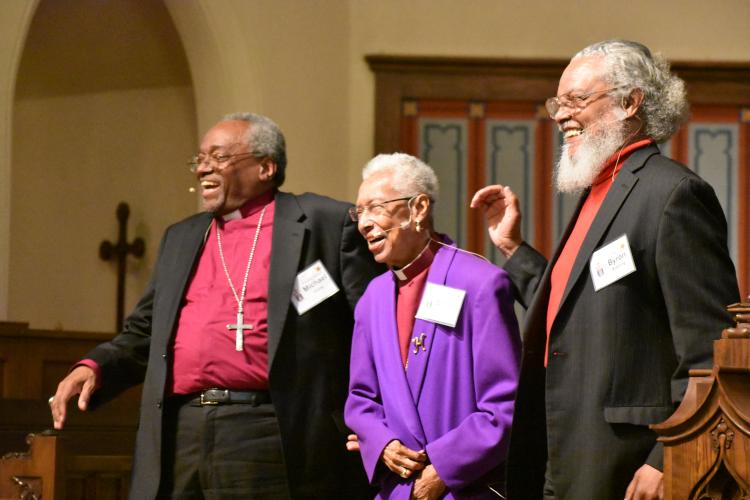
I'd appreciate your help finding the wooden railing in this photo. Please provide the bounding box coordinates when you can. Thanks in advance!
[0,432,131,500]
[652,297,750,499]
[0,322,138,498]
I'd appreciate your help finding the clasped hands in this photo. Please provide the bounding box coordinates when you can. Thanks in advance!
[381,439,446,500]
[381,439,425,479]
[348,435,446,499]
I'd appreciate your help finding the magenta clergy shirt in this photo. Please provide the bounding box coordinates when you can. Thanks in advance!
[395,239,438,366]
[169,191,275,394]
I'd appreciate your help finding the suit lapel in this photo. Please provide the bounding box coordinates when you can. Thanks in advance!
[556,145,659,314]
[522,194,585,347]
[381,276,429,445]
[405,245,455,404]
[159,213,213,345]
[267,191,306,369]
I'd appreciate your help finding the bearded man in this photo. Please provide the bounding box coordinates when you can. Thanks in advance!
[472,40,740,499]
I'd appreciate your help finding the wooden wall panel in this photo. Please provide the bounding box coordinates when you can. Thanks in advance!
[0,322,138,458]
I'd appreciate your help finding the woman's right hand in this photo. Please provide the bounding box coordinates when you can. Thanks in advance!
[381,440,427,480]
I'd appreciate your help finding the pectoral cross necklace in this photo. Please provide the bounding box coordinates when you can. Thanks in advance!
[216,205,267,351]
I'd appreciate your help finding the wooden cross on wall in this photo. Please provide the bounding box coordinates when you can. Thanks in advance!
[99,202,145,332]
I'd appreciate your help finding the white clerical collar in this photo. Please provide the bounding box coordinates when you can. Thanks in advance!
[220,190,277,222]
[222,209,242,221]
[393,267,409,281]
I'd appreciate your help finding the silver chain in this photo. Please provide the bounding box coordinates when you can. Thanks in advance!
[215,204,268,316]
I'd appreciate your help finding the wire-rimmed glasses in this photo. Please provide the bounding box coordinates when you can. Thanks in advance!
[544,86,623,119]
[187,150,256,173]
[348,196,416,222]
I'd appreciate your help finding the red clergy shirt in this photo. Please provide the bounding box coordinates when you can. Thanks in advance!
[394,239,439,367]
[545,139,653,366]
[169,190,275,394]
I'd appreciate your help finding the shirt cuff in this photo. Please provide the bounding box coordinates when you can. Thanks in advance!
[73,359,102,391]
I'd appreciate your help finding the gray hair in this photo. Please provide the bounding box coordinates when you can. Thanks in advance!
[362,153,439,202]
[222,112,287,186]
[574,40,689,143]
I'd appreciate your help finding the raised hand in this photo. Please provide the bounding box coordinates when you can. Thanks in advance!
[470,185,523,258]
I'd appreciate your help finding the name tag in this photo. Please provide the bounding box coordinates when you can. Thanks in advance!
[415,283,466,328]
[291,260,340,315]
[589,234,637,291]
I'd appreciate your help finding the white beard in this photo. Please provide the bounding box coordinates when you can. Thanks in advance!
[555,117,627,193]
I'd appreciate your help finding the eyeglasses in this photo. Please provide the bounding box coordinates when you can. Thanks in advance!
[187,150,256,173]
[348,196,415,222]
[544,86,622,119]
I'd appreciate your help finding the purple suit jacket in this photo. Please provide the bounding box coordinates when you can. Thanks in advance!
[345,243,521,499]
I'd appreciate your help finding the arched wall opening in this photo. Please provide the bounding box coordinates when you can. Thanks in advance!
[10,0,197,332]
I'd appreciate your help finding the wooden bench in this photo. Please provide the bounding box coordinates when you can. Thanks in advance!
[0,431,131,500]
[0,322,139,499]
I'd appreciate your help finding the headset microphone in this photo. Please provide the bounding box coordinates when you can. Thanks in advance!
[373,216,411,234]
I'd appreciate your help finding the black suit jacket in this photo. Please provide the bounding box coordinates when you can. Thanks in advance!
[85,191,383,499]
[503,145,740,499]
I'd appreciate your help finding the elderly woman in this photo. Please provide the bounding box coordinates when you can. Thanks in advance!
[344,153,521,499]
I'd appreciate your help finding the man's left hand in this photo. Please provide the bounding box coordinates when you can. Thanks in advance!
[625,464,663,500]
[410,464,446,500]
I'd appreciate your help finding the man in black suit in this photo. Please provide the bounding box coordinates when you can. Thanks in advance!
[50,113,382,499]
[472,40,740,499]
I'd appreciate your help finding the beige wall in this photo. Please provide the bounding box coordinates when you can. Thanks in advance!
[11,87,195,331]
[0,1,37,321]
[223,0,351,200]
[1,0,749,331]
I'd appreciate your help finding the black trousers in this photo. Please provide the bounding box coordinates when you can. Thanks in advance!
[157,398,291,500]
[543,457,555,499]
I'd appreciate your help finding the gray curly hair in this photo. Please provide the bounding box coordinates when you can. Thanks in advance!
[362,153,439,202]
[574,40,689,143]
[223,112,287,187]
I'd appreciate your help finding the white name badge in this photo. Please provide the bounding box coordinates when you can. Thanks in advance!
[290,260,340,315]
[589,234,637,291]
[415,283,466,328]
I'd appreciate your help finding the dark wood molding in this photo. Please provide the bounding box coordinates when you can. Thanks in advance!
[365,55,567,76]
[0,322,115,342]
